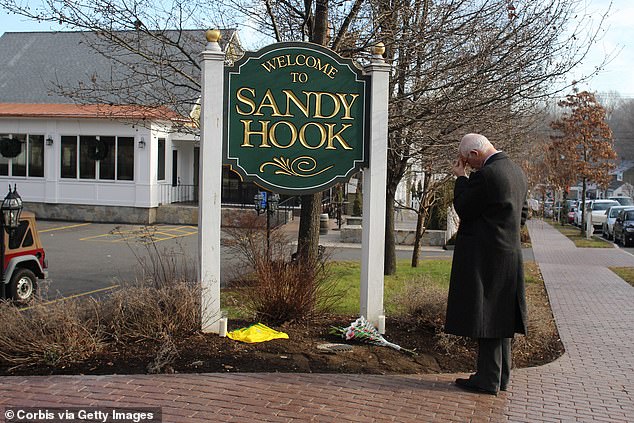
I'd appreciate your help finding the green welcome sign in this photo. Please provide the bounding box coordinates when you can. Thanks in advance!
[223,42,370,194]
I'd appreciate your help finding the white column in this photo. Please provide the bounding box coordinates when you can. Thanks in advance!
[360,44,390,332]
[199,30,225,333]
[44,129,58,203]
[446,206,459,243]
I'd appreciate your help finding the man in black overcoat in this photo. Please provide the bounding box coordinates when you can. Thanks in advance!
[445,133,528,395]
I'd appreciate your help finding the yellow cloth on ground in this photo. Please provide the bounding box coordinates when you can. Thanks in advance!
[226,323,289,343]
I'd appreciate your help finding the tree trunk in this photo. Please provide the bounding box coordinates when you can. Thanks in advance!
[580,177,587,236]
[296,0,329,262]
[312,0,329,44]
[559,189,570,226]
[411,172,431,267]
[384,143,408,275]
[411,207,425,267]
[297,192,323,261]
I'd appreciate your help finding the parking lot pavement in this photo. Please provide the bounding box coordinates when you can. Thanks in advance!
[78,225,198,244]
[35,220,244,300]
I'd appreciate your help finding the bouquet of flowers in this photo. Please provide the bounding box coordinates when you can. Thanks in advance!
[330,316,416,355]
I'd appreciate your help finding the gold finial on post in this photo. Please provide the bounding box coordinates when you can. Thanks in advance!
[371,42,386,57]
[206,29,221,43]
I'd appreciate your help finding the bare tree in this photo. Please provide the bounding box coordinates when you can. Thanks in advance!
[525,116,552,181]
[1,0,613,273]
[374,0,611,274]
[296,0,329,262]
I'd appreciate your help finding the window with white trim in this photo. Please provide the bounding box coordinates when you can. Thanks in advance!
[60,135,134,180]
[157,138,166,181]
[0,133,44,177]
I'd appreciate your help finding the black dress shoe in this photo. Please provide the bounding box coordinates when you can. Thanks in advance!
[454,378,498,395]
[500,385,508,391]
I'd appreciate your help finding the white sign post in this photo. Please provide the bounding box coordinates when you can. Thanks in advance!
[199,30,225,333]
[586,210,593,239]
[198,36,390,334]
[360,45,390,333]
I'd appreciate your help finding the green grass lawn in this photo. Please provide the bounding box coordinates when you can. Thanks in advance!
[549,222,614,248]
[608,267,634,287]
[327,259,452,314]
[223,259,542,318]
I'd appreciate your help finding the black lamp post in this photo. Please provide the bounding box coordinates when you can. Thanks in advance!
[254,191,280,258]
[0,185,23,299]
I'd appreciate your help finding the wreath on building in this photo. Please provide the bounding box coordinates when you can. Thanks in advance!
[0,137,23,158]
[88,139,109,161]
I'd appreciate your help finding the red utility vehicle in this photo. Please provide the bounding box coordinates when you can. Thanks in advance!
[1,211,48,303]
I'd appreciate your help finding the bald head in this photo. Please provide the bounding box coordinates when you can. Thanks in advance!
[458,133,498,170]
[459,133,494,155]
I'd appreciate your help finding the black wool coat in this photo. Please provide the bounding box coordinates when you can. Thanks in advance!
[444,152,528,338]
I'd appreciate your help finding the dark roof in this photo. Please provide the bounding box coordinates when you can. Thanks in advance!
[0,30,239,110]
[612,160,634,174]
[608,179,626,190]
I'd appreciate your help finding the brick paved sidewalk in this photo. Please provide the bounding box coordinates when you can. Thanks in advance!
[1,219,633,422]
[505,220,634,422]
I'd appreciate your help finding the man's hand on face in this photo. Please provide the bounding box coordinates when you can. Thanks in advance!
[452,156,467,177]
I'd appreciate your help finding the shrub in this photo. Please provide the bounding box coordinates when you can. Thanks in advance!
[0,278,201,370]
[98,226,202,343]
[244,255,340,323]
[393,276,446,326]
[146,334,179,374]
[225,214,342,323]
[223,213,270,269]
[100,279,201,343]
[0,298,105,368]
[0,228,203,370]
[392,277,470,355]
[520,225,531,244]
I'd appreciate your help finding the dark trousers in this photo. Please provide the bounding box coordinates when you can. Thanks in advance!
[473,338,512,391]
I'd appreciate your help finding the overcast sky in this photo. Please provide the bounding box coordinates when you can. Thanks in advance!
[569,0,634,97]
[0,0,632,97]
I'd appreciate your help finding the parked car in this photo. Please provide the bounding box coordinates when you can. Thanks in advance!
[614,209,634,247]
[574,200,593,226]
[602,206,634,240]
[567,206,577,224]
[589,200,620,231]
[608,196,634,206]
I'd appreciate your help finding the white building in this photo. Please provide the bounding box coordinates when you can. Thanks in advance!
[0,30,243,223]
